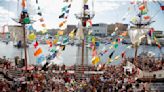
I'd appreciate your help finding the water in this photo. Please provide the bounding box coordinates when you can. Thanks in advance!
[0,41,163,66]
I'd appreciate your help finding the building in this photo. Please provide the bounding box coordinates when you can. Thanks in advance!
[153,31,164,38]
[115,23,128,31]
[108,23,128,35]
[107,24,115,35]
[91,23,108,37]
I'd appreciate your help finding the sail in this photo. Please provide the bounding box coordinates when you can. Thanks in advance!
[128,28,148,45]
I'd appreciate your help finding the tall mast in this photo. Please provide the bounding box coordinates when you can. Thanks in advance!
[23,24,27,71]
[133,1,144,65]
[75,0,95,79]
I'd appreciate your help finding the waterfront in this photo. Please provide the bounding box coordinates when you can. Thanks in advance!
[0,41,163,66]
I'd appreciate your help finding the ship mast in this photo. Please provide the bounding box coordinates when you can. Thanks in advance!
[75,0,94,79]
[12,0,35,71]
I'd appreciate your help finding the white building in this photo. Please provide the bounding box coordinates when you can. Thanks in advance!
[91,23,108,37]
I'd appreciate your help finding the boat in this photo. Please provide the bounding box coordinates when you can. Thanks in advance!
[126,0,164,84]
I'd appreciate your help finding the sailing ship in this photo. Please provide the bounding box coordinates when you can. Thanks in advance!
[126,0,164,83]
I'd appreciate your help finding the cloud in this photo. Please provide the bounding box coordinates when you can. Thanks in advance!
[0,6,16,25]
[94,1,120,12]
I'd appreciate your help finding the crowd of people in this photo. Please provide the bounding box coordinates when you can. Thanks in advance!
[127,55,164,72]
[0,56,162,92]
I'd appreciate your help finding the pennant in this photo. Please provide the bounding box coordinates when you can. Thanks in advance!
[149,28,155,37]
[34,41,38,48]
[66,10,69,13]
[34,48,43,56]
[109,45,113,49]
[114,55,120,60]
[59,21,66,27]
[49,41,52,47]
[114,43,118,49]
[115,27,118,31]
[109,51,115,58]
[58,30,64,35]
[148,30,152,37]
[38,12,42,16]
[111,32,116,36]
[95,42,100,47]
[92,36,96,43]
[121,51,126,58]
[144,16,150,20]
[41,24,46,27]
[21,0,26,8]
[131,17,137,23]
[23,17,30,24]
[107,58,113,64]
[27,25,34,31]
[100,53,103,56]
[37,55,45,64]
[157,44,161,49]
[60,45,65,50]
[84,5,89,10]
[84,0,88,4]
[160,6,164,10]
[46,40,51,45]
[116,38,120,43]
[59,22,64,27]
[112,41,116,45]
[53,39,58,44]
[62,6,68,12]
[64,16,68,19]
[63,37,68,44]
[69,29,76,38]
[68,4,71,8]
[139,4,145,11]
[86,19,92,27]
[158,1,164,10]
[28,33,36,41]
[39,18,44,22]
[140,9,147,15]
[50,48,56,53]
[59,13,65,18]
[51,52,57,59]
[92,56,100,65]
[103,50,108,54]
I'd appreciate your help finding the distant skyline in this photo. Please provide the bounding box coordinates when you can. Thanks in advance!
[0,0,164,31]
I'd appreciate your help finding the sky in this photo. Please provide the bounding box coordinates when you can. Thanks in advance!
[0,0,164,31]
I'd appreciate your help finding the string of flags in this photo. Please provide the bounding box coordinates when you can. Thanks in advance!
[58,0,72,30]
[36,0,47,33]
[91,29,130,65]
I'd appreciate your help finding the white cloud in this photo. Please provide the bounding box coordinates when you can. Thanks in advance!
[94,1,120,12]
[0,6,16,26]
